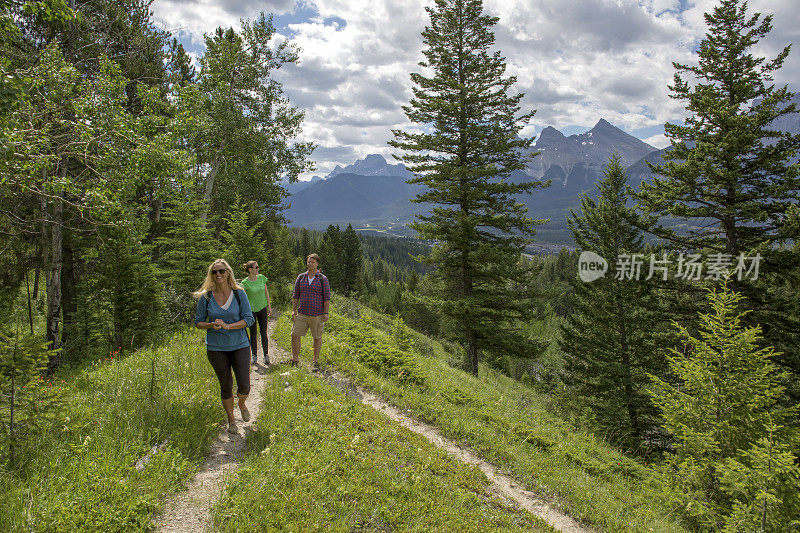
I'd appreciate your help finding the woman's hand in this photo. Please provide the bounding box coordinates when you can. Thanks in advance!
[213,319,225,330]
[267,306,272,317]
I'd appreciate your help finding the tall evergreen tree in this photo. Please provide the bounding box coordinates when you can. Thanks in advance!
[390,0,547,376]
[634,0,800,393]
[560,155,669,450]
[319,224,342,290]
[299,227,311,260]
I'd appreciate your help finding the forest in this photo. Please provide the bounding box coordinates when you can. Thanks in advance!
[2,0,800,531]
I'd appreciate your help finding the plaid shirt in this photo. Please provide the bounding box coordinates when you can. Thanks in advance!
[292,271,330,316]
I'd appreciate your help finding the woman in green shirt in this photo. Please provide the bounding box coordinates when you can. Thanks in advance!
[241,261,272,367]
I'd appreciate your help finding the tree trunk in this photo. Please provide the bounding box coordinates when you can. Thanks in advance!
[32,268,40,299]
[9,356,16,467]
[46,167,65,371]
[201,152,223,220]
[25,269,33,335]
[467,331,478,377]
[60,241,77,356]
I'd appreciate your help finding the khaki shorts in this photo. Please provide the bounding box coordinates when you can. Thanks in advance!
[291,313,324,339]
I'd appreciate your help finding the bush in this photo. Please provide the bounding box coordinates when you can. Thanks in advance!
[339,314,425,387]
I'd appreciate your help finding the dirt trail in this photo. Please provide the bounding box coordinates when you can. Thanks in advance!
[154,319,283,533]
[318,370,594,533]
[155,320,593,532]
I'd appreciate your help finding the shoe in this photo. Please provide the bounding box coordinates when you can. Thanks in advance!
[290,360,299,367]
[251,356,257,365]
[264,357,271,366]
[312,361,320,370]
[227,421,238,433]
[240,405,251,422]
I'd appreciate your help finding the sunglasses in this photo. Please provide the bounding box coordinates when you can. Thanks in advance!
[211,268,227,275]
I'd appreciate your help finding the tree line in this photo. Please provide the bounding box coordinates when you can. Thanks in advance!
[0,1,312,366]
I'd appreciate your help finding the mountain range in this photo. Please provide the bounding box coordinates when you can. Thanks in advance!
[285,96,800,244]
[285,119,660,243]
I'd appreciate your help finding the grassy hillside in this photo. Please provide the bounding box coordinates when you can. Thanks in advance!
[258,297,687,532]
[213,367,554,532]
[0,330,221,532]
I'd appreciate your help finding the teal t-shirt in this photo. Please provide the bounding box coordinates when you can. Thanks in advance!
[241,274,269,312]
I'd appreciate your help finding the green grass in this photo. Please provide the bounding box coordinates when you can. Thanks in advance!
[271,298,688,533]
[213,366,554,532]
[0,329,222,532]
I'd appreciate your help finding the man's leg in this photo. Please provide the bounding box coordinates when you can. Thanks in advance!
[312,336,322,363]
[291,335,301,363]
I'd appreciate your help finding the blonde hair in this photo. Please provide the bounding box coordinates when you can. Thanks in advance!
[193,259,244,298]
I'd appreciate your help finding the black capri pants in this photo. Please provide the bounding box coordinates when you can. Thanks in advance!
[249,307,269,359]
[207,347,251,399]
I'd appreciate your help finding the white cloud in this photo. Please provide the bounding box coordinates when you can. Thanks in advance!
[152,0,800,179]
[151,0,295,47]
[644,133,669,148]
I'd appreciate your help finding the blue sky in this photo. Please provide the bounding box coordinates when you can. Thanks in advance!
[150,0,799,179]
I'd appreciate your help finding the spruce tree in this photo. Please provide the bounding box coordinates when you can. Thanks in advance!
[720,420,800,532]
[299,228,311,260]
[340,224,363,296]
[155,198,219,322]
[221,195,268,278]
[634,0,800,393]
[319,225,342,290]
[560,155,668,450]
[102,231,165,352]
[649,285,797,530]
[390,0,547,376]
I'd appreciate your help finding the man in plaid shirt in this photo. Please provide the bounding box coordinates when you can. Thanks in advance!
[290,253,330,368]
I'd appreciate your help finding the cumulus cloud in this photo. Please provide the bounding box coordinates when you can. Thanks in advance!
[644,133,669,148]
[151,0,295,47]
[151,0,799,179]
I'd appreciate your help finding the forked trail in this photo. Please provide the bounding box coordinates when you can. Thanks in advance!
[155,318,592,533]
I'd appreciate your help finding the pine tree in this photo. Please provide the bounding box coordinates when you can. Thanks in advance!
[560,155,669,450]
[319,225,342,290]
[155,198,219,322]
[649,284,796,530]
[299,228,311,260]
[0,328,58,467]
[634,0,800,394]
[340,224,363,296]
[389,0,548,376]
[102,231,165,352]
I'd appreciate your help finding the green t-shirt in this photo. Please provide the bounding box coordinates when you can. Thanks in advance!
[240,274,269,312]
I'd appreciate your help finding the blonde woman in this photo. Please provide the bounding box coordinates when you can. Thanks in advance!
[241,260,272,367]
[194,259,255,434]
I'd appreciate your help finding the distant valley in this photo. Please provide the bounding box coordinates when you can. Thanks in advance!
[285,96,800,246]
